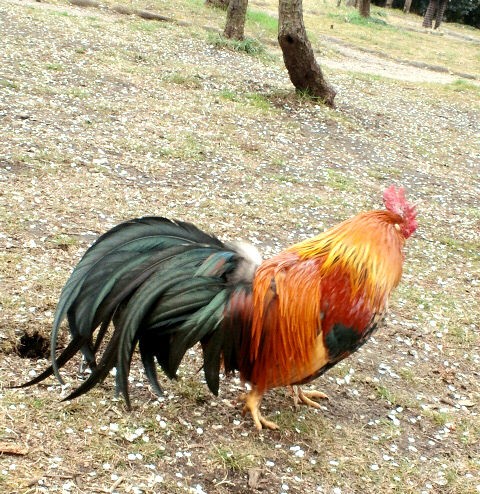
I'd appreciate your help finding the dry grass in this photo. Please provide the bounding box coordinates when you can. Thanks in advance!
[1,0,479,493]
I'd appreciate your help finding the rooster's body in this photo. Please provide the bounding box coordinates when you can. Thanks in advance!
[22,186,417,429]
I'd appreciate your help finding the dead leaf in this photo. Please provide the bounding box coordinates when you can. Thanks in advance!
[248,468,263,489]
[458,400,476,408]
[0,442,28,455]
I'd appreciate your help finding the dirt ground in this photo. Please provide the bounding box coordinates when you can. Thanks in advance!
[322,42,466,84]
[0,1,479,493]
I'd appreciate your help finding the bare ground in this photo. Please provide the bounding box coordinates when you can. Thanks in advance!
[321,41,472,84]
[0,1,479,493]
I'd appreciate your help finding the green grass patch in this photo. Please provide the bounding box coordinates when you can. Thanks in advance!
[218,88,239,101]
[398,367,416,384]
[68,87,89,99]
[163,73,203,89]
[445,78,480,95]
[0,78,18,89]
[247,9,278,35]
[439,236,480,256]
[375,385,399,405]
[176,378,209,404]
[48,234,79,249]
[158,132,206,161]
[326,169,356,191]
[329,10,390,28]
[207,32,266,56]
[211,445,257,472]
[273,409,310,432]
[446,321,479,347]
[423,409,452,427]
[45,63,64,71]
[246,92,272,110]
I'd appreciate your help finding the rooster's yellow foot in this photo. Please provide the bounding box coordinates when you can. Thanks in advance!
[241,389,279,430]
[290,385,329,409]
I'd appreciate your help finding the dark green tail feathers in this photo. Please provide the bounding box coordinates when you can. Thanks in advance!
[19,217,260,407]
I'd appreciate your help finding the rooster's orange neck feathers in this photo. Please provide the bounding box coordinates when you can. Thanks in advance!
[287,210,405,305]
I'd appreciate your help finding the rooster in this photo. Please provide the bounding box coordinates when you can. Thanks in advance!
[20,186,417,429]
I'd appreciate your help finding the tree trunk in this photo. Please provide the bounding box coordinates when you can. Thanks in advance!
[434,0,448,29]
[358,0,370,18]
[205,0,229,9]
[403,0,412,14]
[346,0,357,6]
[224,0,248,40]
[278,0,336,107]
[422,0,438,28]
[385,0,393,8]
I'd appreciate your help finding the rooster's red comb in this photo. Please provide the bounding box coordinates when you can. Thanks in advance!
[383,185,417,238]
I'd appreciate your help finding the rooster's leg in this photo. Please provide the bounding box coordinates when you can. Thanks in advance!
[241,389,279,430]
[290,385,329,409]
